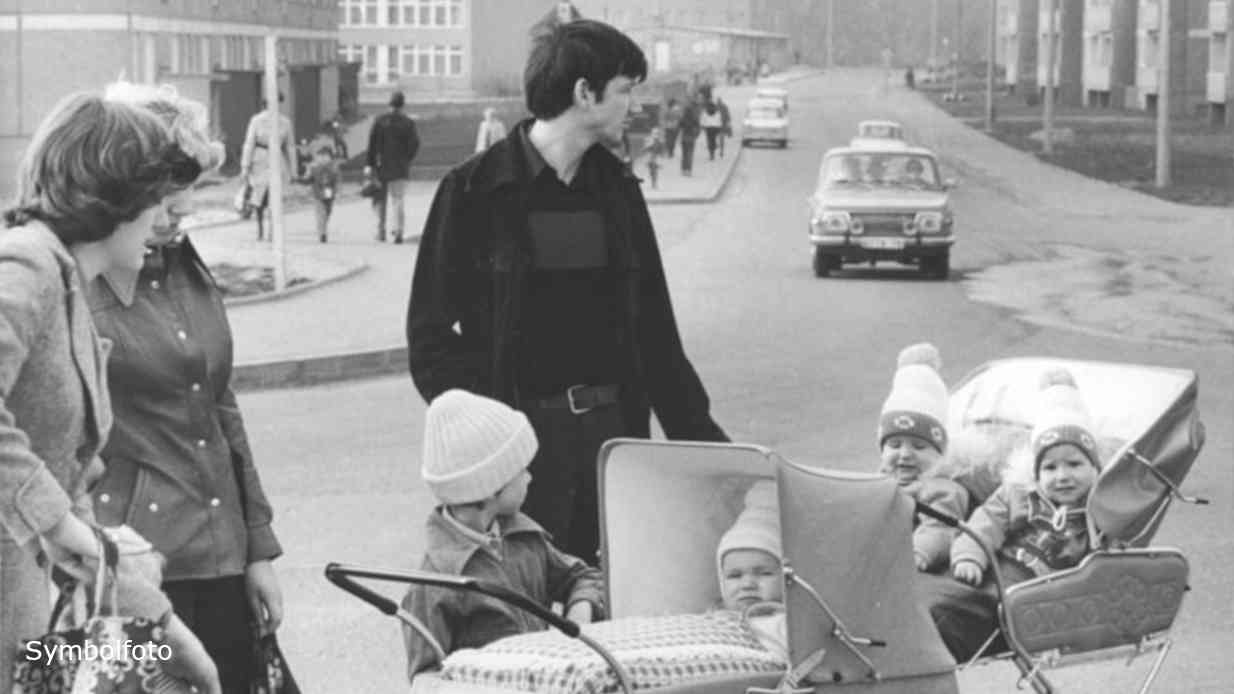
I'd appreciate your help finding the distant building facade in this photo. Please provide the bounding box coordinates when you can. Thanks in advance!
[1209,0,1233,123]
[337,0,549,101]
[1082,0,1139,107]
[0,0,340,195]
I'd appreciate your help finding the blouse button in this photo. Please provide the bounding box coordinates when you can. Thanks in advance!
[176,329,188,340]
[191,383,202,393]
[210,498,221,508]
[150,280,161,290]
[196,439,207,448]
[148,502,159,513]
[99,493,111,504]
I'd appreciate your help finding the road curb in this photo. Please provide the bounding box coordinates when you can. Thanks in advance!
[233,344,408,391]
[223,261,369,307]
[646,145,743,205]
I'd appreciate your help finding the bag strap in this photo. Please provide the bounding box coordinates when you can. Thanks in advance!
[90,527,121,618]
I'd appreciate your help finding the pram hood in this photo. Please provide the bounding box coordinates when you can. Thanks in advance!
[597,440,958,690]
[947,358,1204,547]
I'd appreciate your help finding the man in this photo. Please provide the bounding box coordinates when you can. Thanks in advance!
[406,20,728,563]
[678,94,701,176]
[365,90,420,243]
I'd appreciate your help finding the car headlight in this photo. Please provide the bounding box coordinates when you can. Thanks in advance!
[912,211,945,234]
[812,211,852,234]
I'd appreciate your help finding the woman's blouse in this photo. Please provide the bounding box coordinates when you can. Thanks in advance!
[88,238,281,581]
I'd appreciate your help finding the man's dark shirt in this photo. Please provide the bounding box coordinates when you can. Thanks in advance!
[516,135,626,396]
[366,110,420,182]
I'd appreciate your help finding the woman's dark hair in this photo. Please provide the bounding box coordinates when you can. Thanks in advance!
[3,92,181,244]
[524,19,647,120]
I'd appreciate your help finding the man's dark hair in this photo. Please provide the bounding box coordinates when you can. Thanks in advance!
[524,19,647,120]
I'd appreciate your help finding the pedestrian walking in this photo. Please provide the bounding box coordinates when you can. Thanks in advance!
[475,106,508,154]
[240,94,293,242]
[644,125,664,188]
[406,20,729,565]
[678,96,701,175]
[701,100,723,161]
[93,81,288,694]
[308,145,341,242]
[1,90,220,694]
[660,98,682,158]
[365,90,420,244]
[716,96,731,158]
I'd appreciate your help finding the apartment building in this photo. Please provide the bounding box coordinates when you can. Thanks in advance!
[337,0,555,101]
[1209,0,1233,123]
[0,0,340,194]
[571,0,754,31]
[1131,0,1208,114]
[1037,0,1085,104]
[1082,0,1139,106]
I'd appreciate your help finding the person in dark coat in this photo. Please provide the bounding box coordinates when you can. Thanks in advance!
[678,96,701,175]
[365,90,420,243]
[405,20,729,564]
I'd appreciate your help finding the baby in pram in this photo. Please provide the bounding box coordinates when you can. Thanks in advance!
[401,390,606,680]
[715,479,788,661]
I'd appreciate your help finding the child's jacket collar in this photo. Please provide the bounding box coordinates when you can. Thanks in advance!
[423,508,551,575]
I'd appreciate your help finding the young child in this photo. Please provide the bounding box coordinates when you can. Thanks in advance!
[877,343,970,573]
[401,390,606,680]
[950,368,1100,587]
[644,126,664,189]
[307,144,340,242]
[716,480,788,661]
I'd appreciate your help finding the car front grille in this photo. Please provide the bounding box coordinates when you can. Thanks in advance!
[854,213,913,235]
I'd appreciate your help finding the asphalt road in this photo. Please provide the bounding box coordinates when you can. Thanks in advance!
[238,71,1233,693]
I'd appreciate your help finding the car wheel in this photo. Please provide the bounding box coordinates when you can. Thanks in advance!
[779,140,788,149]
[922,252,950,280]
[812,248,838,278]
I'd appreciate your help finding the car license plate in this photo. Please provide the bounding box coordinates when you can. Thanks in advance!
[862,238,904,250]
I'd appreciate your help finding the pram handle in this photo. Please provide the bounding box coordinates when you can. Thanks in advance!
[324,563,581,637]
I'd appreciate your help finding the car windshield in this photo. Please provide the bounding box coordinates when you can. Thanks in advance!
[749,107,783,120]
[820,153,940,187]
[860,123,902,139]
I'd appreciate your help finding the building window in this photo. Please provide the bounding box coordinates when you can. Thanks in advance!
[339,44,363,64]
[387,45,400,82]
[364,45,379,84]
[448,45,463,75]
[395,43,464,76]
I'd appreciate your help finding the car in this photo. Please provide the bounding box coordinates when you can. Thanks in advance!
[741,98,788,148]
[754,86,788,112]
[849,119,907,149]
[807,145,956,279]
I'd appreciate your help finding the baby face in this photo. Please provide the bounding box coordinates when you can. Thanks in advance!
[721,549,783,610]
[880,434,943,485]
[1037,443,1097,506]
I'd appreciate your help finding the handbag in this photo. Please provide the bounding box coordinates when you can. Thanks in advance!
[233,180,255,219]
[358,177,383,199]
[231,453,300,694]
[12,529,179,694]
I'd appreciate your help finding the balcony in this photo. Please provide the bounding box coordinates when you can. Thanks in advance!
[1085,64,1112,90]
[1140,2,1159,30]
[1086,3,1112,32]
[1137,65,1159,92]
[1211,1,1229,32]
[1039,8,1061,32]
[1209,70,1228,101]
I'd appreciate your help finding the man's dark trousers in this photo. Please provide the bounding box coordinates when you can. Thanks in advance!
[680,135,697,174]
[663,127,680,158]
[521,403,626,565]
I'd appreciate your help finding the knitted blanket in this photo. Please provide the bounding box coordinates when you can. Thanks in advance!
[439,611,786,693]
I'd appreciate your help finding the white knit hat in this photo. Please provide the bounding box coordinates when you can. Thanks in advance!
[878,343,949,453]
[421,389,538,505]
[716,480,782,584]
[1030,368,1099,476]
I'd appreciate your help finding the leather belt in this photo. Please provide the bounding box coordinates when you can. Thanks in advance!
[525,384,620,414]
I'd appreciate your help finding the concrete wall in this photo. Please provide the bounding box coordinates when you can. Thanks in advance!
[1018,0,1041,96]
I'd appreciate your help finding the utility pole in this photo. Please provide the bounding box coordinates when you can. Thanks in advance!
[263,33,286,291]
[951,0,963,101]
[930,0,940,68]
[1042,0,1056,155]
[986,0,998,131]
[826,0,835,69]
[1155,0,1172,187]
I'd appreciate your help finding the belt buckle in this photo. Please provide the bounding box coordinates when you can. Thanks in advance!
[567,384,593,415]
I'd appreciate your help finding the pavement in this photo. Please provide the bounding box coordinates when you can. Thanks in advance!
[188,75,813,389]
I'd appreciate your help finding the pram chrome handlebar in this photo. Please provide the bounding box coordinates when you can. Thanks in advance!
[324,563,635,694]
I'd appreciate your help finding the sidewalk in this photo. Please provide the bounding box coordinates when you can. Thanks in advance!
[191,131,741,390]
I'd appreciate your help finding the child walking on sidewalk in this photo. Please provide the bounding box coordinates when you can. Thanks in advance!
[307,144,340,242]
[644,126,664,189]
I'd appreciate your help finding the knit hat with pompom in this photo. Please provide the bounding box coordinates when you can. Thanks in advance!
[878,343,949,453]
[1030,368,1100,477]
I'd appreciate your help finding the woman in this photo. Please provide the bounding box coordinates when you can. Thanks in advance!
[240,94,293,242]
[700,100,723,162]
[91,82,285,694]
[474,107,507,154]
[0,91,219,694]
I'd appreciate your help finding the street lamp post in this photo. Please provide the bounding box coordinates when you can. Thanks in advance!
[1041,0,1056,155]
[1155,0,1172,188]
[263,33,286,292]
[986,0,998,131]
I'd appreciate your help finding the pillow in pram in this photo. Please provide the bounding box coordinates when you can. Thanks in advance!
[438,610,786,693]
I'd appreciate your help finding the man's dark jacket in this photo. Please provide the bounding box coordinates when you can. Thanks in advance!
[406,121,727,442]
[366,110,420,182]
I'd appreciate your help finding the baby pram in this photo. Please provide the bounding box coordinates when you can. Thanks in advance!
[326,357,1205,694]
